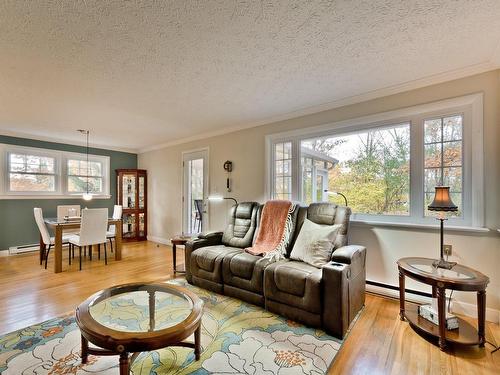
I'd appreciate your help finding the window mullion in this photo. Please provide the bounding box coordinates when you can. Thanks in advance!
[411,116,425,220]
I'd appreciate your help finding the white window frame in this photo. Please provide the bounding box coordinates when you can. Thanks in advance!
[0,144,111,199]
[63,152,110,196]
[265,93,484,229]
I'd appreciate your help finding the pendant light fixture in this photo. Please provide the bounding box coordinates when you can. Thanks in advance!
[78,129,93,201]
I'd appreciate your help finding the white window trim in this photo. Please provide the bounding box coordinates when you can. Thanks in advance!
[0,144,111,199]
[265,93,484,229]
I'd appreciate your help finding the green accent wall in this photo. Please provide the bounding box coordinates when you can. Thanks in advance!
[0,135,137,250]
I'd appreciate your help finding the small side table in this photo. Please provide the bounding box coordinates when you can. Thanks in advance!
[397,257,489,351]
[170,236,191,273]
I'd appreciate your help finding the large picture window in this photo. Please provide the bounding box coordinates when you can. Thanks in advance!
[266,94,483,228]
[301,123,410,216]
[0,145,110,198]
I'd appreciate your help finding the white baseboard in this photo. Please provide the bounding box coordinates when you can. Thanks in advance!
[366,284,499,324]
[147,235,171,246]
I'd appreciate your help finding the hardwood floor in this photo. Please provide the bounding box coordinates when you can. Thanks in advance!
[0,241,498,374]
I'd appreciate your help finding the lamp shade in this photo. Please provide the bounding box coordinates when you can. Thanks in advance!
[428,186,458,212]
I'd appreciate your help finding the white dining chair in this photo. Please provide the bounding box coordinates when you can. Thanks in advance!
[34,208,72,269]
[106,205,123,252]
[68,208,108,270]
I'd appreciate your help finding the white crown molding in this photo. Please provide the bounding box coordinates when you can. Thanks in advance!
[0,130,138,154]
[139,61,498,154]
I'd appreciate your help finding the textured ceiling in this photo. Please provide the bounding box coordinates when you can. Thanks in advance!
[1,0,500,152]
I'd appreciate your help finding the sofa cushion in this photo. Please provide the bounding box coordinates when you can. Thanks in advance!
[190,245,241,284]
[290,219,342,268]
[222,250,271,295]
[264,260,322,314]
[222,202,259,248]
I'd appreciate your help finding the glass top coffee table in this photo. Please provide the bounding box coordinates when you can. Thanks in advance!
[76,283,203,375]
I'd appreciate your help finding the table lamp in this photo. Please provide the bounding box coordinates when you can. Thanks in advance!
[428,186,458,270]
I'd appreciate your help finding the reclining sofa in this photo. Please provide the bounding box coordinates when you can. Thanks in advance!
[184,202,366,338]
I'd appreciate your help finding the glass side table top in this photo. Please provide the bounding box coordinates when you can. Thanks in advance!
[398,257,489,284]
[88,284,194,333]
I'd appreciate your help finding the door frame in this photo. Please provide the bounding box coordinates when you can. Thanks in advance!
[181,147,210,235]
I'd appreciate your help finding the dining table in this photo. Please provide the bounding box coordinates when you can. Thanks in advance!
[42,217,123,273]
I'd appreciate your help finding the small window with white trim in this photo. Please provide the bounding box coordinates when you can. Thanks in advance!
[66,158,105,194]
[7,151,58,193]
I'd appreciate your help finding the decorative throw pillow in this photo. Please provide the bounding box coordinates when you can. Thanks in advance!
[290,219,342,268]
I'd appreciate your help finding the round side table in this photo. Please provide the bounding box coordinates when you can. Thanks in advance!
[397,257,489,351]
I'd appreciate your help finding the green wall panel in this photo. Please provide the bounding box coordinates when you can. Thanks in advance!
[0,135,137,250]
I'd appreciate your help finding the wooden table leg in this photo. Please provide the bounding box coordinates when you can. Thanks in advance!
[398,267,405,321]
[115,220,122,261]
[119,352,129,375]
[54,225,63,273]
[437,287,447,351]
[194,323,201,360]
[173,243,177,272]
[39,234,46,265]
[477,290,486,347]
[81,335,89,364]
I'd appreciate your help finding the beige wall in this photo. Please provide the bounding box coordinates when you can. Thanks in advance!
[139,70,500,318]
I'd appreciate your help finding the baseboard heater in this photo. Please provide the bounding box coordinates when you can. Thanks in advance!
[367,280,432,298]
[8,244,40,255]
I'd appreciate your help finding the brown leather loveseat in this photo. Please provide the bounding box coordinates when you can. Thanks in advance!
[185,202,366,338]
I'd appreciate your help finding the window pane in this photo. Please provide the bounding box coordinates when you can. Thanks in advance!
[273,142,292,200]
[443,141,462,166]
[68,176,103,193]
[68,160,102,177]
[9,174,55,192]
[424,168,442,193]
[301,123,410,215]
[443,167,462,192]
[424,144,442,168]
[424,114,463,216]
[424,119,442,143]
[443,115,462,141]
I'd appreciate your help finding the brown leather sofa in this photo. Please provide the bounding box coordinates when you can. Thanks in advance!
[185,202,366,338]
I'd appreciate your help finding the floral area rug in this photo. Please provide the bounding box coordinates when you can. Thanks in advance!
[0,279,343,374]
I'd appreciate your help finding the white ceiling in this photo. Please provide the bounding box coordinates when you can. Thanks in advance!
[1,1,500,153]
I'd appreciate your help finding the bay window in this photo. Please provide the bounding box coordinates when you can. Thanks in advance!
[266,94,484,228]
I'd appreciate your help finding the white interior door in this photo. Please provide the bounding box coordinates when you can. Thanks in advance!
[182,149,209,235]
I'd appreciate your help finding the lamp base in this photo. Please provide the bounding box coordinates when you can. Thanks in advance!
[432,258,457,270]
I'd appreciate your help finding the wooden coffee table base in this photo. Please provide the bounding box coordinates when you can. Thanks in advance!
[81,324,201,375]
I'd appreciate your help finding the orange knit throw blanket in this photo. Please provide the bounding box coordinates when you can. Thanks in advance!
[245,200,292,256]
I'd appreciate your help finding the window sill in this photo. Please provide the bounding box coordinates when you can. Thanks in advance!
[0,194,112,200]
[351,219,490,233]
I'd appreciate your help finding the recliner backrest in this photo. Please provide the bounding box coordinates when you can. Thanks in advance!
[291,203,351,250]
[222,202,259,248]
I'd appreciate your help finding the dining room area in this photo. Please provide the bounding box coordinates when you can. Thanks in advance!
[34,204,123,272]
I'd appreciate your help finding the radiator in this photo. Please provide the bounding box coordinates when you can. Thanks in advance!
[8,244,40,255]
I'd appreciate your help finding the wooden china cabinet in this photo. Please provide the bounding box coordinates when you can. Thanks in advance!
[116,169,147,242]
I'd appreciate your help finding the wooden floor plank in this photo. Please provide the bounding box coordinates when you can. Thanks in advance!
[0,241,498,374]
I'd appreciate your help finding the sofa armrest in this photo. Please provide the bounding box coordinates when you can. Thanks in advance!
[197,231,224,240]
[322,245,366,338]
[184,234,223,283]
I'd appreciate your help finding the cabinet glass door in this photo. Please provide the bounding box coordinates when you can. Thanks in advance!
[139,175,145,209]
[122,213,136,239]
[122,174,136,209]
[139,212,145,237]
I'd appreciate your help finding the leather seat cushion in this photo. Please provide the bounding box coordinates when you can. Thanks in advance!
[190,245,241,283]
[222,250,270,294]
[264,260,322,314]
